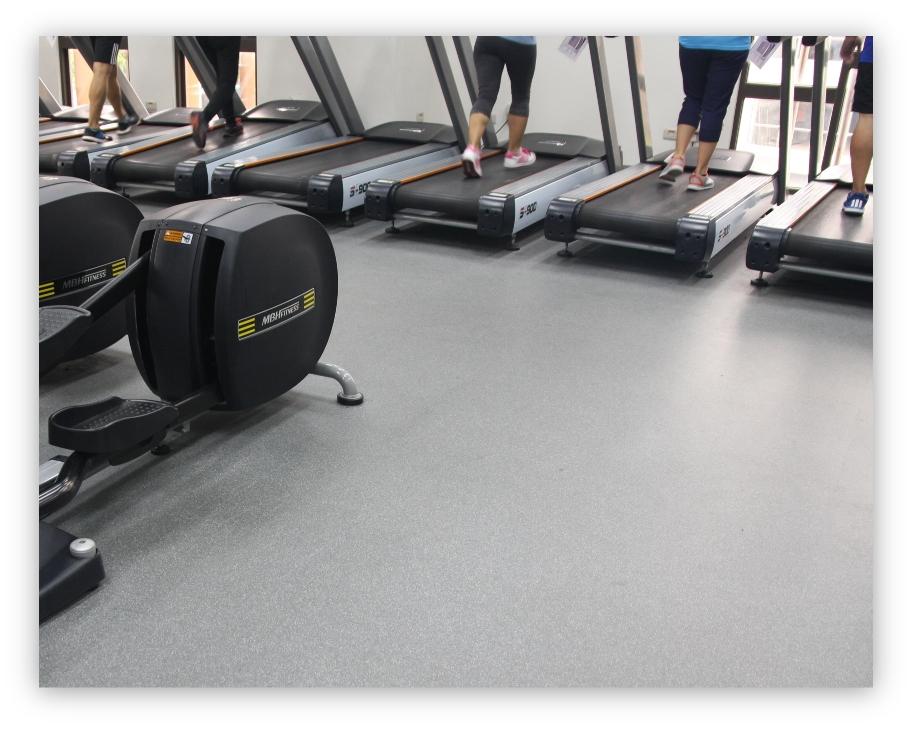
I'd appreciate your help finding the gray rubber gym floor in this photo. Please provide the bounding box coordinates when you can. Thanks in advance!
[39,194,872,687]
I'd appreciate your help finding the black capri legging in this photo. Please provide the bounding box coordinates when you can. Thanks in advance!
[471,36,537,118]
[198,36,241,125]
[677,46,748,143]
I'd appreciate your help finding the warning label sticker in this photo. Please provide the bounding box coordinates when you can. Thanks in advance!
[163,229,193,245]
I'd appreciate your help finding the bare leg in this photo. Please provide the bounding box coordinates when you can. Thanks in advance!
[674,123,697,158]
[467,112,490,149]
[87,63,112,128]
[105,72,126,118]
[850,114,873,193]
[506,114,528,153]
[695,140,718,176]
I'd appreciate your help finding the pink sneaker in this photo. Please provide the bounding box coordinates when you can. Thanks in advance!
[658,153,686,184]
[462,145,482,178]
[687,172,715,191]
[504,147,536,169]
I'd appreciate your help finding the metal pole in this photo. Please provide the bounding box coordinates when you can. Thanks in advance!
[452,36,499,149]
[426,37,468,150]
[175,36,245,114]
[776,37,795,203]
[822,60,852,169]
[807,37,829,180]
[728,61,750,149]
[69,36,149,118]
[309,36,364,135]
[291,36,350,136]
[588,36,621,173]
[624,36,653,162]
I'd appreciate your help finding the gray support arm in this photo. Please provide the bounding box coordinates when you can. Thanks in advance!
[588,36,622,173]
[426,36,468,150]
[624,36,653,162]
[291,36,351,136]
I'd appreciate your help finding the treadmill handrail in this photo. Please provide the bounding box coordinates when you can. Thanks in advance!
[397,150,502,185]
[755,180,838,230]
[226,136,364,171]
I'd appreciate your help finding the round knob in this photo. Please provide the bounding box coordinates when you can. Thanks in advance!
[69,537,97,559]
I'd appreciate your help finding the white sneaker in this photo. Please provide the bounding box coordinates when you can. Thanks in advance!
[504,147,536,169]
[462,145,482,178]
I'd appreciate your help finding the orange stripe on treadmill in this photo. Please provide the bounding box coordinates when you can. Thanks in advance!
[582,165,660,202]
[398,149,503,185]
[239,137,365,170]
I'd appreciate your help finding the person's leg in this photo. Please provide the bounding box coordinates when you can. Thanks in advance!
[504,40,536,154]
[87,62,112,129]
[463,37,505,177]
[844,61,873,214]
[217,37,241,129]
[105,72,126,119]
[850,114,873,192]
[687,49,747,190]
[660,46,708,182]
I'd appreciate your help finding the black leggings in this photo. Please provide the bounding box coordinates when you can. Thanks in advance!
[677,46,747,143]
[471,36,536,118]
[198,36,241,125]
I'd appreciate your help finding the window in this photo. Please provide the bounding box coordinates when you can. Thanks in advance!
[177,37,256,111]
[734,37,857,187]
[59,37,129,106]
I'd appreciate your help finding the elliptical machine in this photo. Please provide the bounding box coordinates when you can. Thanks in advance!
[39,176,143,366]
[39,191,363,621]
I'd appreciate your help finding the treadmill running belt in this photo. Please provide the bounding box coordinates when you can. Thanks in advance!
[38,123,178,174]
[393,155,563,220]
[577,171,744,242]
[111,120,281,183]
[783,189,873,269]
[233,139,411,196]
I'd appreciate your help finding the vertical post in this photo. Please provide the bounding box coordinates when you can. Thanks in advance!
[426,37,468,150]
[452,36,499,149]
[776,36,795,203]
[728,61,750,149]
[309,36,365,136]
[291,36,350,136]
[624,36,653,162]
[807,37,829,180]
[588,36,621,173]
[175,36,245,114]
[69,36,149,119]
[822,60,852,169]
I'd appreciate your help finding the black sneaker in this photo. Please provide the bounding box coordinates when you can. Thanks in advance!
[223,118,244,139]
[82,127,111,144]
[118,113,139,134]
[190,111,207,149]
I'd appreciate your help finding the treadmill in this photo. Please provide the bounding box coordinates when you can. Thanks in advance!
[39,103,118,136]
[211,37,460,224]
[365,36,610,249]
[747,38,873,285]
[545,36,791,277]
[39,38,197,179]
[90,37,334,198]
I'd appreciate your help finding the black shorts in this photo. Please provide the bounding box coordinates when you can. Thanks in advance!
[852,62,873,114]
[90,36,122,66]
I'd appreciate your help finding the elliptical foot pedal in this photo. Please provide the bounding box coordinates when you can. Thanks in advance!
[48,397,178,454]
[39,521,104,622]
[39,306,93,374]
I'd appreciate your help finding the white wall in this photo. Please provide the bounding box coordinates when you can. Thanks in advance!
[127,36,176,112]
[38,36,61,101]
[37,35,731,163]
